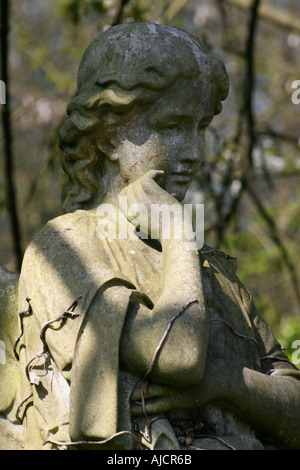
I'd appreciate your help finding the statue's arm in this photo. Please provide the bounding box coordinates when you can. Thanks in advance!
[70,243,209,444]
[119,172,209,386]
[129,285,300,449]
[130,357,300,449]
[219,362,300,448]
[225,291,300,448]
[70,283,133,442]
[120,236,209,387]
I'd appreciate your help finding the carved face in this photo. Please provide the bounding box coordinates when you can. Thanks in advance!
[110,77,216,201]
[58,23,228,213]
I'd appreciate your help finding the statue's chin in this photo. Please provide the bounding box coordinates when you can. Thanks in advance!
[171,193,184,202]
[169,186,189,203]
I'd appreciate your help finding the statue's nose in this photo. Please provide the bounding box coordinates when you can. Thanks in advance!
[180,131,204,165]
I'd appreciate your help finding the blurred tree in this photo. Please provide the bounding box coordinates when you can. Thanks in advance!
[0,0,23,271]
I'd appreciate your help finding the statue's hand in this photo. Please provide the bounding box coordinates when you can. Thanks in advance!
[119,170,183,241]
[130,358,226,417]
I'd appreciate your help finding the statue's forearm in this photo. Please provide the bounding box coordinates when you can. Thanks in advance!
[160,237,204,303]
[159,239,209,380]
[121,239,209,386]
[221,364,300,448]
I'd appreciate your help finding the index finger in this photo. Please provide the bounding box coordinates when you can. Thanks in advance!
[130,381,172,402]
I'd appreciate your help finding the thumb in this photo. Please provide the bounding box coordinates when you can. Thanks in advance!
[141,170,165,191]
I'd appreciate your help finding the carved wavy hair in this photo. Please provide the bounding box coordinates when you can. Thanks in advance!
[59,23,229,213]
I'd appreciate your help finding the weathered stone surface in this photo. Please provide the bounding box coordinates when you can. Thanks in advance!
[1,22,300,450]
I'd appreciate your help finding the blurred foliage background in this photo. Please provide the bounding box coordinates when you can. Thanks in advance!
[0,0,299,361]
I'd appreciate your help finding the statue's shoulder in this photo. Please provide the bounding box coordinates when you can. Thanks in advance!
[20,210,103,281]
[33,210,94,240]
[25,210,98,254]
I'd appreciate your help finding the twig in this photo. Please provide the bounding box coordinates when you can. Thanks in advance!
[188,434,236,450]
[143,300,200,384]
[13,297,32,361]
[246,181,300,309]
[209,0,261,246]
[25,296,82,383]
[138,415,167,443]
[25,352,48,384]
[257,127,299,149]
[260,354,299,369]
[15,296,82,421]
[15,392,33,423]
[140,300,199,420]
[111,0,130,26]
[201,247,253,301]
[39,296,82,352]
[211,316,263,372]
[211,318,261,356]
[44,430,144,450]
[156,0,190,24]
[244,0,260,170]
[225,0,300,33]
[237,0,299,303]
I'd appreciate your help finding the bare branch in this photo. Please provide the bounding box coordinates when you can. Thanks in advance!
[225,0,300,33]
[111,0,130,26]
[245,181,300,309]
[0,0,23,270]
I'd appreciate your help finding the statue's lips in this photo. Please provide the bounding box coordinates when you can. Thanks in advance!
[171,171,193,182]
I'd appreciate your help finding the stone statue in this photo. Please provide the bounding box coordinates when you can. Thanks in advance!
[1,22,300,451]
